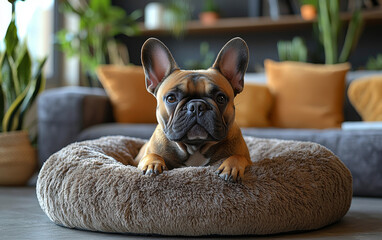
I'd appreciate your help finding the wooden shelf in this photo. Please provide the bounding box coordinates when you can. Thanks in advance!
[140,15,313,35]
[139,9,382,36]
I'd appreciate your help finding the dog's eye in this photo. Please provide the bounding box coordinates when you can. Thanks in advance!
[166,94,177,103]
[216,94,227,104]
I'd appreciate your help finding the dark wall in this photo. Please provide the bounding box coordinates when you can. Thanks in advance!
[114,0,382,72]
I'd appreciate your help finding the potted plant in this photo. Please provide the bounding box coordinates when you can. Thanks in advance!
[365,54,382,70]
[199,0,220,26]
[0,0,47,186]
[56,0,142,87]
[278,0,363,64]
[163,0,191,38]
[185,42,215,69]
[299,0,317,20]
[277,37,308,62]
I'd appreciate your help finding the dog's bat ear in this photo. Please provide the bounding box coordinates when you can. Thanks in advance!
[141,38,179,95]
[212,37,249,95]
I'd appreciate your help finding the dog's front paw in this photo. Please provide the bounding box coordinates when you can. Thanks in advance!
[138,153,167,176]
[215,155,251,183]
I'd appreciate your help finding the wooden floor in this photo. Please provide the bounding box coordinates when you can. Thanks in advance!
[1,187,382,240]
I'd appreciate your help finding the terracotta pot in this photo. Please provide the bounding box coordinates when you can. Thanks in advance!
[199,12,219,26]
[300,4,317,21]
[0,131,37,186]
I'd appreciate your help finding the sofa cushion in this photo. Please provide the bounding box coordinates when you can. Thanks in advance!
[241,127,382,197]
[348,75,382,121]
[235,83,273,127]
[97,65,157,123]
[77,123,157,141]
[265,60,350,129]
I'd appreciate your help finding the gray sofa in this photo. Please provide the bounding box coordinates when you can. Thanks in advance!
[37,71,382,197]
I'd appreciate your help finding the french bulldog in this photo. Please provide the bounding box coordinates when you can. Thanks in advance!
[134,37,251,182]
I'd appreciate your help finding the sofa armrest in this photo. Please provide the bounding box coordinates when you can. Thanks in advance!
[37,86,113,165]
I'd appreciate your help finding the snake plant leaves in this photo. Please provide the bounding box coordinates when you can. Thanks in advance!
[1,0,47,132]
[1,54,18,105]
[2,85,25,131]
[0,84,4,131]
[5,18,18,58]
[0,53,4,129]
[16,42,32,91]
[339,10,363,63]
[17,57,47,130]
[2,57,47,132]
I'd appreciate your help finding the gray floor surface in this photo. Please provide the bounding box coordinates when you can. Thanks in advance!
[1,187,382,240]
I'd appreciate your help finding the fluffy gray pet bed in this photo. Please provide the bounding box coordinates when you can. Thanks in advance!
[37,136,352,236]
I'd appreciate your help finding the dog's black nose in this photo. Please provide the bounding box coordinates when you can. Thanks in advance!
[187,100,208,116]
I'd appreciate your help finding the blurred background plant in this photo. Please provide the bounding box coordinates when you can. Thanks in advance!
[199,0,220,26]
[365,54,382,70]
[316,0,363,64]
[278,0,363,65]
[202,0,219,13]
[185,42,215,70]
[56,0,141,87]
[163,0,191,38]
[299,0,318,20]
[299,0,318,8]
[277,37,308,62]
[0,0,46,133]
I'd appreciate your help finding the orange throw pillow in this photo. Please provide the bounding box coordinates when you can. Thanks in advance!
[97,65,157,123]
[265,60,350,129]
[235,83,273,127]
[348,75,382,121]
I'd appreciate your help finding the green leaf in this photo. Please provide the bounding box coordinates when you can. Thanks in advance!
[16,41,32,91]
[318,0,336,64]
[0,51,5,70]
[129,9,143,21]
[17,57,47,130]
[1,54,17,106]
[0,83,4,132]
[0,52,4,130]
[277,41,287,61]
[7,54,20,96]
[60,1,84,15]
[339,10,363,63]
[120,25,140,37]
[56,30,78,57]
[2,85,27,132]
[89,0,111,13]
[107,6,125,20]
[5,18,19,57]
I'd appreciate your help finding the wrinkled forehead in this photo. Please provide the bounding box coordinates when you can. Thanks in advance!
[157,69,234,97]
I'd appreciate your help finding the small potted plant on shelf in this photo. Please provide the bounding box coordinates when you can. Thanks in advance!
[199,0,220,26]
[277,37,308,62]
[365,54,382,70]
[299,0,318,21]
[185,42,215,69]
[278,0,363,64]
[0,0,47,186]
[163,0,191,38]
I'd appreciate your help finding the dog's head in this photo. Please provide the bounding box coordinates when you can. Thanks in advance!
[141,38,249,145]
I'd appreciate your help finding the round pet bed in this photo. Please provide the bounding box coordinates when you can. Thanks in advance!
[37,136,352,236]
